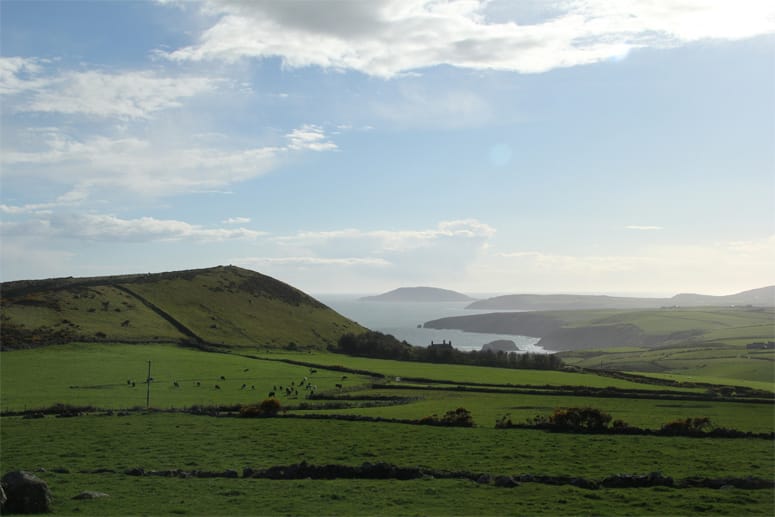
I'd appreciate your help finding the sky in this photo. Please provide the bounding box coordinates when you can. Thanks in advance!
[1,0,774,296]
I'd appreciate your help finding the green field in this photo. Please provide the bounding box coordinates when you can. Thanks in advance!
[2,343,773,515]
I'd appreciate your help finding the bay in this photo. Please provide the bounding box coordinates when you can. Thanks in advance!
[317,295,548,353]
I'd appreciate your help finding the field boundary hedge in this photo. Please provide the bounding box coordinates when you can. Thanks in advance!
[67,462,775,490]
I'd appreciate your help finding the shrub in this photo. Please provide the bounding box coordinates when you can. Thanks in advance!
[417,407,474,427]
[240,398,282,418]
[548,407,612,432]
[660,417,712,435]
[495,414,514,429]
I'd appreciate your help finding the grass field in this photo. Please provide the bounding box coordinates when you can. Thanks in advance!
[1,414,773,516]
[2,343,773,515]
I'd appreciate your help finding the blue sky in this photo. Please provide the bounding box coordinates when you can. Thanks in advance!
[1,0,773,295]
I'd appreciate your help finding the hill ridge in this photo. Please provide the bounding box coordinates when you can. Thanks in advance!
[1,265,364,350]
[466,286,775,311]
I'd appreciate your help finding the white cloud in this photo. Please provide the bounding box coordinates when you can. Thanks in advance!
[163,0,775,77]
[1,213,265,243]
[222,216,251,224]
[285,124,338,151]
[1,59,220,119]
[0,56,47,95]
[1,123,336,198]
[277,219,495,253]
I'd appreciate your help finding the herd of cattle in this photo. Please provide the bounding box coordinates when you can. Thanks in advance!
[125,368,350,399]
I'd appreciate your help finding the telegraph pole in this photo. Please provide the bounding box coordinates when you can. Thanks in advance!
[146,360,152,409]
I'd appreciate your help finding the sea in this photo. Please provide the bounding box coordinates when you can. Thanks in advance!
[316,295,548,353]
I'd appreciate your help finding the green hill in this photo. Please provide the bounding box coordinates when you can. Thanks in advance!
[466,286,775,310]
[360,286,474,302]
[0,265,365,350]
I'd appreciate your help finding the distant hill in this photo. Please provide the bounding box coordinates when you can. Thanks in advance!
[425,306,775,351]
[0,265,365,350]
[360,287,474,303]
[466,286,775,311]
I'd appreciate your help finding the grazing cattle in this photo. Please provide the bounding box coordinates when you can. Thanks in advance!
[243,368,249,372]
[195,381,201,387]
[335,384,342,389]
[309,369,317,374]
[219,375,226,381]
[173,381,180,388]
[131,381,136,387]
[240,384,247,390]
[341,376,348,380]
[127,380,131,385]
[268,391,275,398]
[251,385,255,390]
[214,385,221,390]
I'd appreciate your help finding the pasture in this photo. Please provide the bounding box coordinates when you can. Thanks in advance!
[2,343,774,515]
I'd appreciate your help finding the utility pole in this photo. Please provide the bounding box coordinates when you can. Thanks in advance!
[146,360,152,409]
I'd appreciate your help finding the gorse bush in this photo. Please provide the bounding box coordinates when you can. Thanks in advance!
[548,407,612,432]
[240,398,282,418]
[418,407,475,427]
[661,417,711,435]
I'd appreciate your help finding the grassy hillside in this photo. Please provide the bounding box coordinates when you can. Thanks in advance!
[425,306,775,350]
[0,266,365,350]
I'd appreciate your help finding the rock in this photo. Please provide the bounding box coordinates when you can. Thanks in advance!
[493,475,519,488]
[1,484,7,509]
[1,470,53,514]
[72,491,109,500]
[476,474,491,484]
[481,340,518,353]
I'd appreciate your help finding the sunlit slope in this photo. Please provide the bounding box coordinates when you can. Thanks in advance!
[426,307,775,350]
[0,265,364,349]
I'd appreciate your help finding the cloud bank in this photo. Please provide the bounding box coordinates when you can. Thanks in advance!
[165,0,775,77]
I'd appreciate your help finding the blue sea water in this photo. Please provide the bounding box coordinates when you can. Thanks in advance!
[316,295,548,353]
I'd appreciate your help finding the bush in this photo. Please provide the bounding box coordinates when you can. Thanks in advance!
[240,398,282,418]
[548,407,612,432]
[418,407,474,427]
[495,414,514,429]
[661,417,711,435]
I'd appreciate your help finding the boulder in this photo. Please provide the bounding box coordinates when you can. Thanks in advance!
[481,340,518,353]
[1,470,53,514]
[493,475,519,488]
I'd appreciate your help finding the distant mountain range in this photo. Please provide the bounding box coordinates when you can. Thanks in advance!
[360,287,475,303]
[466,286,775,311]
[0,265,364,350]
